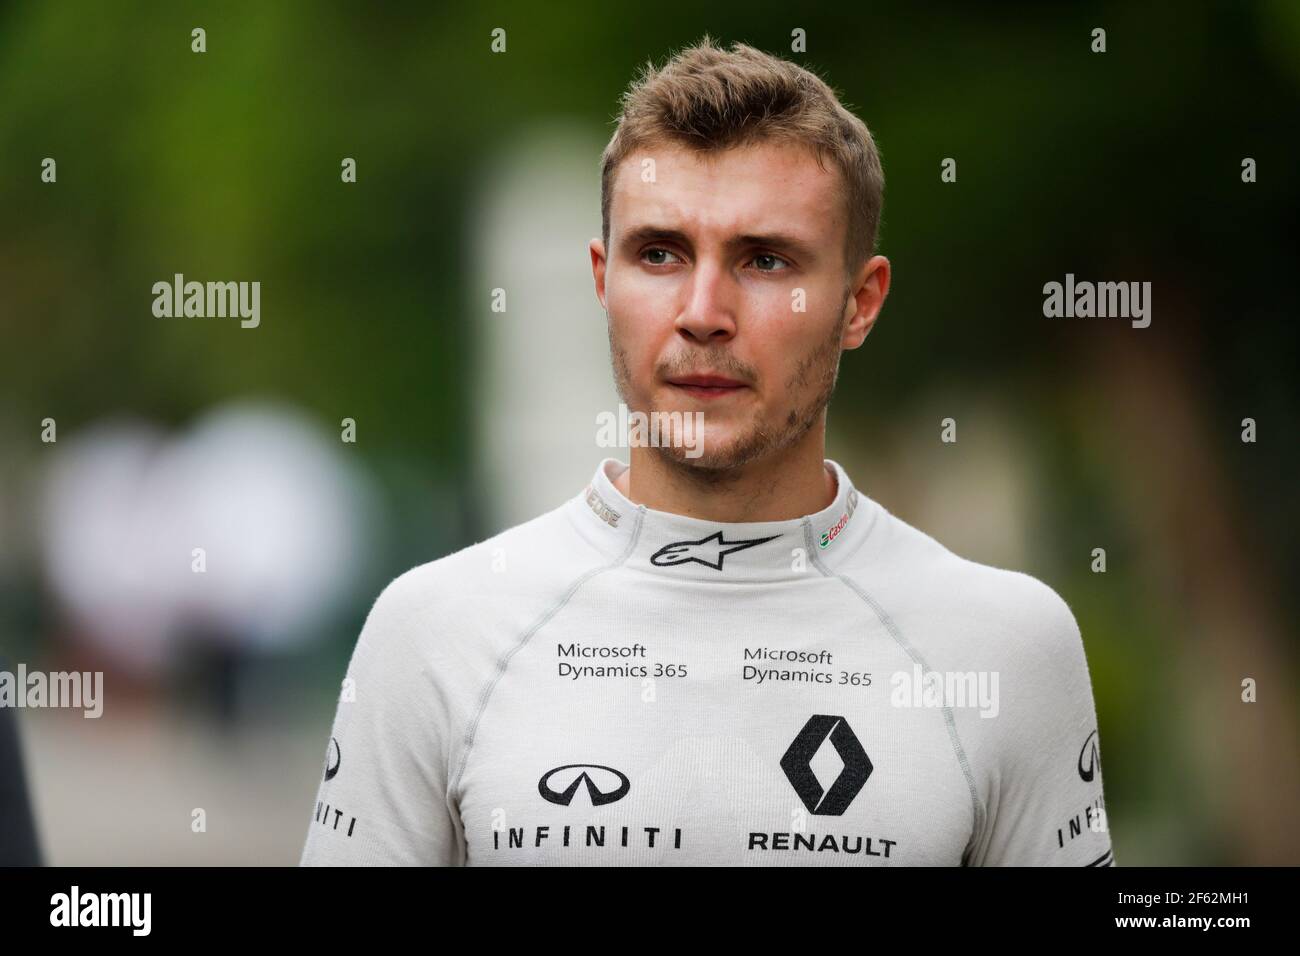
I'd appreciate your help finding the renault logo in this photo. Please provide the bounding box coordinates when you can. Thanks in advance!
[780,715,872,815]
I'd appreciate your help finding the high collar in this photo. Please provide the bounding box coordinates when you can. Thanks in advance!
[567,457,877,583]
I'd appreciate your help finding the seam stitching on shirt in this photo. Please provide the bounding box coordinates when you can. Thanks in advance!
[803,518,987,861]
[449,507,646,810]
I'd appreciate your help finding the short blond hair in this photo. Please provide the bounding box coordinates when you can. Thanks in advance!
[600,36,885,274]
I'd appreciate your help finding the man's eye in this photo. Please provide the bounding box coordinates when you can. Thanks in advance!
[642,247,682,266]
[751,253,791,272]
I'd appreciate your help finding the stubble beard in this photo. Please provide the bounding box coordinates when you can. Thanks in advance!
[607,290,848,484]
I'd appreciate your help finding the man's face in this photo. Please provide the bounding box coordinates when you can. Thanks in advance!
[591,139,886,473]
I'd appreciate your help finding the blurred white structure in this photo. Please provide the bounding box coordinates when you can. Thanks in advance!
[39,401,377,674]
[471,121,622,529]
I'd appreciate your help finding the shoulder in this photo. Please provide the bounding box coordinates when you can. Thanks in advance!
[354,496,608,660]
[841,503,1084,667]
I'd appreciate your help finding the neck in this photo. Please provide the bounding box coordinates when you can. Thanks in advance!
[572,445,874,584]
[614,425,835,523]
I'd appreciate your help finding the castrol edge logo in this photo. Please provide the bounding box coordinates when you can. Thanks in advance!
[818,489,859,549]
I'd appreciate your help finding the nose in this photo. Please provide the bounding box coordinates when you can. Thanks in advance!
[674,259,737,344]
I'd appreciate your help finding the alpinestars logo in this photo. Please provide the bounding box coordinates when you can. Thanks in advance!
[538,763,631,806]
[1078,729,1101,782]
[650,531,780,570]
[781,715,872,815]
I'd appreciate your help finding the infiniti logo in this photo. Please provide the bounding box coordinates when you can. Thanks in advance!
[1078,729,1101,783]
[324,736,341,781]
[538,763,631,806]
[780,715,872,815]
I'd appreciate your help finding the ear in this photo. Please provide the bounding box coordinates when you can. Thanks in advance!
[842,255,891,349]
[590,237,609,311]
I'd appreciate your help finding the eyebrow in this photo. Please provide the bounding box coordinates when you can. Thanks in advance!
[619,225,819,263]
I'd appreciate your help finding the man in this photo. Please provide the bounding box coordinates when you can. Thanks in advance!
[300,37,1113,866]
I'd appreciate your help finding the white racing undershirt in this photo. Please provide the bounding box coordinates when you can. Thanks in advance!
[300,458,1113,866]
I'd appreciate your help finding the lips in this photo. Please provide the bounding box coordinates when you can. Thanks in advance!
[671,374,746,388]
[668,375,748,399]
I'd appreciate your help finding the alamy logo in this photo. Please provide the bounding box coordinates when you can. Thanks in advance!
[538,763,631,806]
[595,402,704,458]
[0,665,102,718]
[50,886,151,936]
[889,665,1000,719]
[650,531,780,571]
[152,273,261,328]
[1042,273,1151,328]
[780,715,873,815]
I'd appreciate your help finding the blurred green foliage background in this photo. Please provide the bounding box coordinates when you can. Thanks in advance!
[1,1,1296,864]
